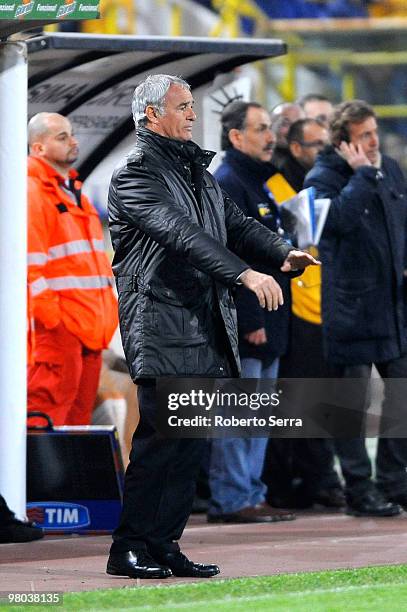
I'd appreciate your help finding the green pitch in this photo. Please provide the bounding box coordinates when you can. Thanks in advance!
[4,565,407,611]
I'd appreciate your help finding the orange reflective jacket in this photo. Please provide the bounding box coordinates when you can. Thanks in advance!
[27,286,35,365]
[28,157,118,351]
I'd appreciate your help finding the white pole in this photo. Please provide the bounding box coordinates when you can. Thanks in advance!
[0,41,28,519]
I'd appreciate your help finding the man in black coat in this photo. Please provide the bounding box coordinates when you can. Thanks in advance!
[305,99,407,517]
[106,74,319,579]
[207,101,296,524]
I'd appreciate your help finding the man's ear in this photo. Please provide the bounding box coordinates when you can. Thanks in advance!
[30,142,45,157]
[145,105,159,125]
[289,141,302,160]
[228,128,242,150]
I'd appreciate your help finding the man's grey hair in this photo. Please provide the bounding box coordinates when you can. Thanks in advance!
[131,74,190,127]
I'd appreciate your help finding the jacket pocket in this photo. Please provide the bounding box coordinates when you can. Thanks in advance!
[148,285,188,306]
[147,286,207,346]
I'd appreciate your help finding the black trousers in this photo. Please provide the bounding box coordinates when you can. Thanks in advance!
[334,355,407,499]
[0,494,15,524]
[110,385,206,556]
[264,316,341,503]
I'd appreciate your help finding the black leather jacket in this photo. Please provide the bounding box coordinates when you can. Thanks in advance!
[108,128,293,379]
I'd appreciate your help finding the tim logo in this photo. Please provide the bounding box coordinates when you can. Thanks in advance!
[15,0,35,17]
[56,0,76,18]
[26,502,90,530]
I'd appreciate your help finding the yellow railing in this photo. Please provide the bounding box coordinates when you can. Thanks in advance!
[51,0,266,39]
[209,0,266,38]
[270,47,407,118]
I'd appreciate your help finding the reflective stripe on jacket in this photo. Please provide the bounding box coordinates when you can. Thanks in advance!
[27,286,35,365]
[28,156,118,351]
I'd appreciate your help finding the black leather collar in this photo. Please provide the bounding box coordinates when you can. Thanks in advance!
[135,127,215,168]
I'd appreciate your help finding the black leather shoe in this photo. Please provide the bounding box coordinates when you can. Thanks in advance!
[155,551,220,578]
[0,518,44,544]
[346,489,401,517]
[386,493,407,511]
[107,551,172,579]
[312,487,346,509]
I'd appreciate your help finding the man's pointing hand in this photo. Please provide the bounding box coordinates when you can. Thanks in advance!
[280,250,321,272]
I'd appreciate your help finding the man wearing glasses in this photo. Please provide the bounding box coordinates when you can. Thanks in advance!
[276,118,329,192]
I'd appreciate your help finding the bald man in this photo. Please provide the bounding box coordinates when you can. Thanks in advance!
[270,102,305,168]
[27,113,118,426]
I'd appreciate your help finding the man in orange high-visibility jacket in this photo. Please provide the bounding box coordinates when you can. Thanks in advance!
[27,112,118,426]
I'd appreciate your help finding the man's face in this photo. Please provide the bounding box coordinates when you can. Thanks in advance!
[290,122,329,170]
[303,100,333,126]
[272,105,304,146]
[348,116,380,165]
[37,115,79,167]
[152,84,196,141]
[235,106,275,162]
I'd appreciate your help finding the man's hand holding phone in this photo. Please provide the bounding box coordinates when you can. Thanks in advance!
[337,141,372,170]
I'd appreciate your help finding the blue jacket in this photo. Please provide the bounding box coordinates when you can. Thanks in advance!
[215,148,293,366]
[305,146,407,365]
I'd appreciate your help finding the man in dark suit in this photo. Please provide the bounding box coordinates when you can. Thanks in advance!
[305,99,407,516]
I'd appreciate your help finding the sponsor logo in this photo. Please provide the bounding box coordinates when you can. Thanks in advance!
[56,0,76,18]
[79,3,96,10]
[15,0,35,17]
[0,4,16,11]
[26,502,90,530]
[37,3,57,11]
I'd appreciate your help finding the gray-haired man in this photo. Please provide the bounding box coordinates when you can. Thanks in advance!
[106,74,319,579]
